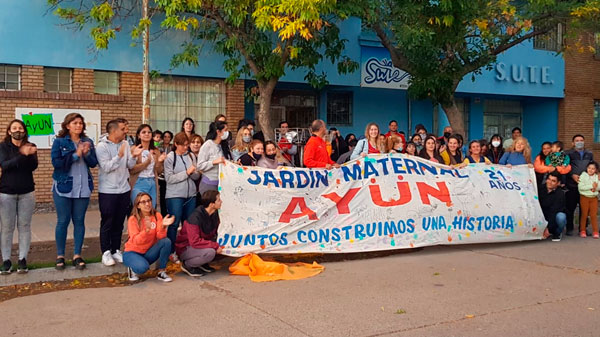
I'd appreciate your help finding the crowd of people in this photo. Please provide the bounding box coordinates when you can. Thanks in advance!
[0,114,596,279]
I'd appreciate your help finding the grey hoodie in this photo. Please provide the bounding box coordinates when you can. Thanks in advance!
[164,151,200,199]
[96,137,137,194]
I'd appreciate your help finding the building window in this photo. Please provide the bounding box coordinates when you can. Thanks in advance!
[150,77,226,137]
[0,65,20,90]
[94,71,119,95]
[534,24,563,52]
[483,99,522,141]
[44,68,71,93]
[594,100,600,143]
[327,92,352,126]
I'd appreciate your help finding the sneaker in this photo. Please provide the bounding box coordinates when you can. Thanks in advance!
[181,264,204,277]
[580,231,587,238]
[17,258,28,274]
[198,263,216,273]
[169,253,181,264]
[112,250,123,263]
[156,271,172,282]
[127,267,139,281]
[102,250,116,266]
[593,232,599,239]
[0,260,11,275]
[566,229,574,236]
[551,234,562,242]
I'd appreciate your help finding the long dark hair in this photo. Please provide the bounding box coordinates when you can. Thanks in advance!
[57,113,87,138]
[4,119,29,144]
[181,117,195,134]
[206,121,227,141]
[538,141,552,161]
[489,134,503,152]
[135,124,156,150]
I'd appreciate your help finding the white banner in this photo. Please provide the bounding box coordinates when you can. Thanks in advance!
[15,108,102,149]
[217,154,546,256]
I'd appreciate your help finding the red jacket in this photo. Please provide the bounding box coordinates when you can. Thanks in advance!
[175,208,219,256]
[303,135,334,168]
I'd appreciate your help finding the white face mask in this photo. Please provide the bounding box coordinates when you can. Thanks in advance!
[492,140,501,148]
[220,130,229,140]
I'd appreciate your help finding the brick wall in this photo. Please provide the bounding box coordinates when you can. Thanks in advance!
[559,39,600,158]
[0,65,244,206]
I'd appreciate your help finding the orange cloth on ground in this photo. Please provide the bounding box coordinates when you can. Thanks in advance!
[229,253,324,282]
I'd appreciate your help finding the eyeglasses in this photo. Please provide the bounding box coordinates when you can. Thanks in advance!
[139,199,152,205]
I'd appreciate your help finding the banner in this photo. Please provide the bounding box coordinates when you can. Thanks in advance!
[15,108,102,149]
[217,154,546,256]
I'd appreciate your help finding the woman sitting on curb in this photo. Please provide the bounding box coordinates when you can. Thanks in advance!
[123,192,175,282]
[176,190,223,277]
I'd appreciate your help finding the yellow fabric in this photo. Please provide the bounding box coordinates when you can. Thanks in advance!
[229,253,324,282]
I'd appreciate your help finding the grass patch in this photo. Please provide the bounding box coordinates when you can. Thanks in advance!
[20,256,102,271]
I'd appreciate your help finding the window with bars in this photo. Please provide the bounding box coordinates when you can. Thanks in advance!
[94,71,119,95]
[327,92,352,126]
[149,77,226,137]
[44,68,71,93]
[533,24,563,52]
[0,65,20,90]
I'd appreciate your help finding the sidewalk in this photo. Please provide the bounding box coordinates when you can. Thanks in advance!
[21,209,103,244]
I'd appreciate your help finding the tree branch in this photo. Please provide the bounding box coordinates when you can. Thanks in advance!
[490,28,551,55]
[371,22,412,73]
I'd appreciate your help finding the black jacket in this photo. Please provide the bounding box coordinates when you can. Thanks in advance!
[566,148,593,187]
[538,184,566,235]
[0,141,38,194]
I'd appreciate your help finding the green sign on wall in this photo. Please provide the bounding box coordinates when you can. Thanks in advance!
[21,113,54,136]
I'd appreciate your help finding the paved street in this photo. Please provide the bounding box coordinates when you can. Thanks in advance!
[1,236,599,337]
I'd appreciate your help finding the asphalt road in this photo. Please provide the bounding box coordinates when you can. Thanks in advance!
[1,236,599,337]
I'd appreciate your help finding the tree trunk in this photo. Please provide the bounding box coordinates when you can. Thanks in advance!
[141,0,150,124]
[442,99,465,137]
[257,80,277,141]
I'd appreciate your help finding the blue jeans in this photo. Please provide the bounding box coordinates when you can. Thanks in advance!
[166,197,196,253]
[131,177,157,208]
[53,190,90,256]
[123,238,171,274]
[555,212,567,236]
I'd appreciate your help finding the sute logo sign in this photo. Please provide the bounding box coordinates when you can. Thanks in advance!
[363,58,410,85]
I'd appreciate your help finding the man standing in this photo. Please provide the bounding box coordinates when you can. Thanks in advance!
[303,120,339,169]
[503,127,522,150]
[96,119,142,266]
[539,171,567,241]
[565,134,594,235]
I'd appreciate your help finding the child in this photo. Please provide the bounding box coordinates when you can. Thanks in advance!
[577,162,599,238]
[405,141,417,156]
[545,141,570,186]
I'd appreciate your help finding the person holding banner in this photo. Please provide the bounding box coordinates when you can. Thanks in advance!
[164,132,200,262]
[539,171,567,242]
[176,190,222,277]
[463,140,491,164]
[239,140,264,166]
[486,134,504,164]
[351,123,384,160]
[499,137,533,167]
[304,120,339,169]
[0,119,38,275]
[440,135,465,166]
[418,135,444,163]
[51,113,98,271]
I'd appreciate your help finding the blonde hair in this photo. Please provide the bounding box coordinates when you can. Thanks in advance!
[232,126,251,152]
[364,122,385,152]
[507,136,532,163]
[387,135,403,152]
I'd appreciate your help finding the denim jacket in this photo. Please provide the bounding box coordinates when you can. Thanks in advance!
[51,135,98,193]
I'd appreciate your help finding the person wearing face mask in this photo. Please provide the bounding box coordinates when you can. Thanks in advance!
[0,120,38,275]
[257,141,285,169]
[486,134,504,164]
[231,126,252,162]
[196,121,227,196]
[411,133,423,153]
[214,114,232,160]
[438,126,453,146]
[564,134,594,236]
[240,140,264,166]
[387,135,404,154]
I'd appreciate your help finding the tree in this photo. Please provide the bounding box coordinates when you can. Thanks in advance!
[155,0,358,140]
[348,0,600,136]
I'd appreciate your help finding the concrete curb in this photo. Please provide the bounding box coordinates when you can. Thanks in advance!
[0,263,127,287]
